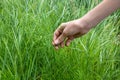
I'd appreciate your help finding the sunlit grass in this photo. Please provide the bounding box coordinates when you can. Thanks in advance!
[0,0,120,80]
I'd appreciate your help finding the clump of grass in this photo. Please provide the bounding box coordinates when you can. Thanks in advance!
[0,0,120,80]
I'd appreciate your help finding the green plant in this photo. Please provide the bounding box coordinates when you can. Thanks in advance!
[0,0,120,80]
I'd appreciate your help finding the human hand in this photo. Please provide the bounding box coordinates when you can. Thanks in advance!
[52,0,120,49]
[52,19,91,49]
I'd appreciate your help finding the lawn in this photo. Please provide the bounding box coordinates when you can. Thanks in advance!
[0,0,120,80]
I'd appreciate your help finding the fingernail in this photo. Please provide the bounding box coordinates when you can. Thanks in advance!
[55,40,59,44]
[55,46,59,50]
[66,43,70,47]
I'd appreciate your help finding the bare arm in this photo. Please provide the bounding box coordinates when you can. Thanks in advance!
[82,0,120,29]
[53,0,120,49]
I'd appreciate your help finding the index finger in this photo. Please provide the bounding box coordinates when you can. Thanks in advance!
[53,23,66,42]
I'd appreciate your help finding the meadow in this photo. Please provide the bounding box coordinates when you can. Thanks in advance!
[0,0,120,80]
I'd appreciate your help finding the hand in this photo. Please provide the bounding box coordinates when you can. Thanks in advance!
[53,0,120,49]
[52,19,90,49]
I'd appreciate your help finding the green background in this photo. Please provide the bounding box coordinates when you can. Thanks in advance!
[0,0,120,80]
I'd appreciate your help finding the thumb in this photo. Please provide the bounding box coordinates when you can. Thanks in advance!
[54,32,67,45]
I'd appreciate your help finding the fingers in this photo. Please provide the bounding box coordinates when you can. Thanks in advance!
[53,22,75,49]
[53,29,62,44]
[60,41,64,48]
[53,23,67,49]
[53,36,74,49]
[54,32,67,45]
[53,22,75,46]
[65,37,74,46]
[53,30,60,42]
[53,23,66,42]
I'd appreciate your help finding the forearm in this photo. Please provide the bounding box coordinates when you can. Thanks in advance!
[81,0,120,29]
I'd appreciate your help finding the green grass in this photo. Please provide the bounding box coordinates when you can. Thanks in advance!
[0,0,120,80]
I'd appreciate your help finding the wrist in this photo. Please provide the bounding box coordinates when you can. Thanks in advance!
[78,17,92,30]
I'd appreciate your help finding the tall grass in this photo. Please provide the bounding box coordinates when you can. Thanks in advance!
[0,0,120,80]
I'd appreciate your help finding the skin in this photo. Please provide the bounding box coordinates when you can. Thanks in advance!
[52,0,120,49]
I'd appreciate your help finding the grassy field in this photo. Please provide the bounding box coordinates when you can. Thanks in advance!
[0,0,120,80]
